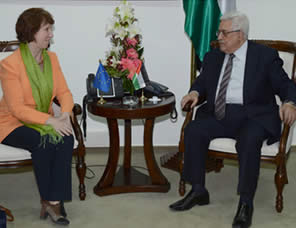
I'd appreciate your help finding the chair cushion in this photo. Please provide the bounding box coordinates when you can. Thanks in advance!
[0,144,31,162]
[0,52,12,61]
[209,137,290,157]
[209,120,295,157]
[74,139,78,148]
[0,139,78,162]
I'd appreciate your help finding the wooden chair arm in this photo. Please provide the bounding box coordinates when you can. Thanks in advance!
[182,96,206,112]
[72,103,82,116]
[0,205,14,222]
[182,101,193,112]
[53,97,60,106]
[53,98,82,116]
[278,123,291,156]
[70,104,84,146]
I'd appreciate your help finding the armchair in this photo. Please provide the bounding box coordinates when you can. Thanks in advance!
[0,41,86,213]
[160,40,296,213]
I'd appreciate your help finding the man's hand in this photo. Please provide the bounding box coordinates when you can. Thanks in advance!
[181,91,199,109]
[46,112,73,136]
[279,103,296,126]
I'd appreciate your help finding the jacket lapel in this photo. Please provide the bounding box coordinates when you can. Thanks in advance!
[243,41,258,105]
[212,51,225,97]
[205,50,225,108]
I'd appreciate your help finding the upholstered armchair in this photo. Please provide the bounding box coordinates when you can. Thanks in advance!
[0,41,87,211]
[161,40,296,213]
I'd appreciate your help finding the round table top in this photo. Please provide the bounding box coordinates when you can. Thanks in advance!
[87,94,175,119]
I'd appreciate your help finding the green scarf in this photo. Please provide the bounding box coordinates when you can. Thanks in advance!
[20,43,62,145]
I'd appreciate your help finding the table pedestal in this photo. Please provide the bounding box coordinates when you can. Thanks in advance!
[94,118,170,196]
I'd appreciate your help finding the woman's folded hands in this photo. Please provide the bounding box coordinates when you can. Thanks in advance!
[46,112,72,136]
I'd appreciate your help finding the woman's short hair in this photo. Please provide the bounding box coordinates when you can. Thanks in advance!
[15,8,54,43]
[220,11,249,39]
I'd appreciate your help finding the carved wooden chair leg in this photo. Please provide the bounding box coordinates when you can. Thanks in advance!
[179,178,186,196]
[178,150,186,196]
[274,165,288,213]
[214,158,224,172]
[75,145,86,200]
[71,104,86,200]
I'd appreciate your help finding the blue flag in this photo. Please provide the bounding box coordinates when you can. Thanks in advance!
[93,63,111,93]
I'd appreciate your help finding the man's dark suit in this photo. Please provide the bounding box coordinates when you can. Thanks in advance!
[183,40,296,199]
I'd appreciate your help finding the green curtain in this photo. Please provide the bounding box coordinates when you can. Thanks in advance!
[183,0,221,61]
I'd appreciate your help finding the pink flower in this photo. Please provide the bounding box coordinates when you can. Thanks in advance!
[121,57,142,79]
[127,38,138,46]
[126,48,138,59]
[132,58,142,70]
[121,58,134,70]
[121,58,137,79]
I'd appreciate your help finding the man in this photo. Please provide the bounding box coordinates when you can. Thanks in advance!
[169,11,296,228]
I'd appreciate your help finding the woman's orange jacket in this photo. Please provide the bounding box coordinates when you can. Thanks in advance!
[0,49,74,142]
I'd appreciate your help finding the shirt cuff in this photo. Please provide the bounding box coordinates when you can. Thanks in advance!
[284,101,296,108]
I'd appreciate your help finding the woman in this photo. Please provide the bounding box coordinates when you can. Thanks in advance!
[0,8,73,225]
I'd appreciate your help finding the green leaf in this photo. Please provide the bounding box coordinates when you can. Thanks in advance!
[138,47,144,59]
[122,77,135,95]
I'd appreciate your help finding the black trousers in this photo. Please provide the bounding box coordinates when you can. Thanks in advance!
[183,104,270,200]
[2,126,73,201]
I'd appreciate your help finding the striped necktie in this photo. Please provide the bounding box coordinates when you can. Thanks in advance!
[215,53,235,120]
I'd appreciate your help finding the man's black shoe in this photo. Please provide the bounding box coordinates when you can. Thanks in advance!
[232,202,253,228]
[169,190,209,211]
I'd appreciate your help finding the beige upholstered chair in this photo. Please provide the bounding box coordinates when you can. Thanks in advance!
[0,41,87,216]
[161,40,296,213]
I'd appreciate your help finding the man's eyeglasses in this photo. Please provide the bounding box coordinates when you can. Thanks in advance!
[216,29,240,37]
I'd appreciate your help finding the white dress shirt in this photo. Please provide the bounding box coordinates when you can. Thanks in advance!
[215,41,248,104]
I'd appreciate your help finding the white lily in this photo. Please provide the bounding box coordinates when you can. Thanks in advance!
[119,1,133,22]
[111,44,123,57]
[114,26,128,40]
[128,23,141,38]
[111,58,120,68]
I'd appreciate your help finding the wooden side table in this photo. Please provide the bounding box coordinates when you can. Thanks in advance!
[87,95,175,196]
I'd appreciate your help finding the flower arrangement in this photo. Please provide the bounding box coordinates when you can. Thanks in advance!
[103,0,144,94]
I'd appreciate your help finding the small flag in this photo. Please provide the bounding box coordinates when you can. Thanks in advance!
[93,62,111,93]
[132,61,146,90]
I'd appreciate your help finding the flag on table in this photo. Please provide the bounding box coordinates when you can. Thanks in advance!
[183,0,236,61]
[132,61,145,90]
[93,62,111,93]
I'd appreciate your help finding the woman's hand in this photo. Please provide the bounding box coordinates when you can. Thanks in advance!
[46,112,72,136]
